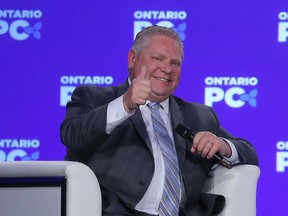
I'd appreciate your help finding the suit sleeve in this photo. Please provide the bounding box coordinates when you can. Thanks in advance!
[60,85,115,158]
[209,107,259,166]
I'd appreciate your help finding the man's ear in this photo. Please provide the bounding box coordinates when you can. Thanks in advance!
[128,49,136,68]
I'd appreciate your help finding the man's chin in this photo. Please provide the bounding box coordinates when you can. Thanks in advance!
[150,92,170,102]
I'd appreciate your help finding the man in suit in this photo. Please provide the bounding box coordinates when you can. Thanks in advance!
[60,25,258,216]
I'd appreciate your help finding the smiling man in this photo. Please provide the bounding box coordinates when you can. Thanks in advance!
[60,26,258,216]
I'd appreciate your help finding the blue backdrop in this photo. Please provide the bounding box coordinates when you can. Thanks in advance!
[1,1,287,215]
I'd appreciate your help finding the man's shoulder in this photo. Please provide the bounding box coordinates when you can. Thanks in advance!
[73,81,128,97]
[74,84,112,93]
[172,95,211,111]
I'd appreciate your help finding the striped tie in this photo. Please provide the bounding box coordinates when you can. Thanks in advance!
[148,102,181,216]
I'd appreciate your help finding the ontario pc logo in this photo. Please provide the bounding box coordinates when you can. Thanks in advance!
[0,9,42,40]
[133,10,187,40]
[0,138,40,161]
[204,76,258,108]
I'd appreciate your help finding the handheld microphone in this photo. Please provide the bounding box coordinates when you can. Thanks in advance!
[175,123,232,169]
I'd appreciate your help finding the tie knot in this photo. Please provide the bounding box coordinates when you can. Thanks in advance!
[147,102,161,110]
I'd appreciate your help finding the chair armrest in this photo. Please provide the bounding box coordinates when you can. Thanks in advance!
[203,164,260,216]
[0,161,102,216]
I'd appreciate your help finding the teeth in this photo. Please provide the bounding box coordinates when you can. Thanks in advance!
[156,77,169,82]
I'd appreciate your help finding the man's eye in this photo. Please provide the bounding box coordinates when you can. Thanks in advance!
[152,57,161,61]
[172,61,181,67]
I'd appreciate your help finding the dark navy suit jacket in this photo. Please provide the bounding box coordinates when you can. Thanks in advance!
[60,81,258,216]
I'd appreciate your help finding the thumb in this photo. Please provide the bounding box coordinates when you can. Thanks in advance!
[138,66,148,79]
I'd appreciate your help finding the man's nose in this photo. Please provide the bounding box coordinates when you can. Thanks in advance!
[160,60,172,73]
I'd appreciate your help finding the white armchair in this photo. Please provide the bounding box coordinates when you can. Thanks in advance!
[0,161,259,216]
[203,164,260,216]
[0,161,101,216]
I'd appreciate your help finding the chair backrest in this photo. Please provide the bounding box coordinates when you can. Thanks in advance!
[0,161,102,216]
[203,164,260,216]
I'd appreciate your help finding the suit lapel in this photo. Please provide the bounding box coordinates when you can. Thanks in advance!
[169,97,188,168]
[130,109,154,154]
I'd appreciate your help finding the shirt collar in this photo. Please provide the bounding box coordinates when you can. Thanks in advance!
[144,98,170,114]
[159,99,170,114]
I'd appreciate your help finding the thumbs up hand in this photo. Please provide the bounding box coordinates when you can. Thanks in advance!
[123,66,151,113]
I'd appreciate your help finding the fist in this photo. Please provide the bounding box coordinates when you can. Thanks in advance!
[192,131,232,159]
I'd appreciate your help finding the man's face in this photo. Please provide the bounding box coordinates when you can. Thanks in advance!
[128,35,183,102]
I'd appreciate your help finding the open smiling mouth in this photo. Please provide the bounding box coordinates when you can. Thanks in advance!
[153,76,170,82]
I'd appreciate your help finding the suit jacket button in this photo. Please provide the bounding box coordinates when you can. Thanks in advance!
[125,203,133,209]
[139,180,145,185]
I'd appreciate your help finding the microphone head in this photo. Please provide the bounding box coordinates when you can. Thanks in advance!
[175,124,194,140]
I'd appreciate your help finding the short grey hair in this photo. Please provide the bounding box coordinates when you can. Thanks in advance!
[132,25,184,58]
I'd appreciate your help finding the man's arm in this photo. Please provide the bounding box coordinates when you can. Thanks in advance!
[60,85,114,155]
